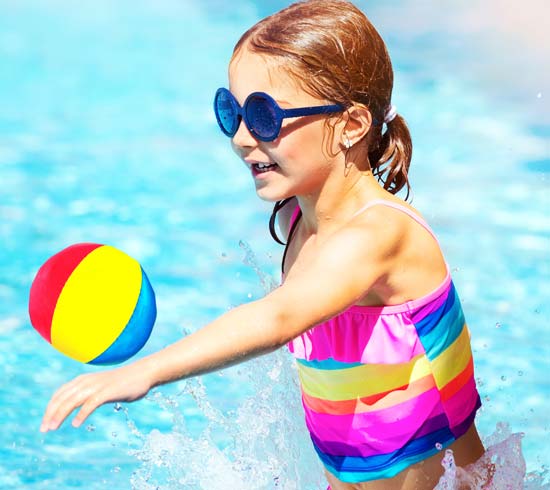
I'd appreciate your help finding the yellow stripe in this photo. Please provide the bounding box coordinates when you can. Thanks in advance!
[430,325,472,389]
[51,246,142,363]
[297,353,431,401]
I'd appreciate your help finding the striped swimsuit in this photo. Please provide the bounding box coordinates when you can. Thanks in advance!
[283,200,481,483]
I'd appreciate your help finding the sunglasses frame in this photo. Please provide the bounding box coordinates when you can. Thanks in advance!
[214,87,344,142]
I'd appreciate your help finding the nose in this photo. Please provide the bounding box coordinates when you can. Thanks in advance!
[231,117,257,150]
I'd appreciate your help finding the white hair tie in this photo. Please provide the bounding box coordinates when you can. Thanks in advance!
[384,104,397,124]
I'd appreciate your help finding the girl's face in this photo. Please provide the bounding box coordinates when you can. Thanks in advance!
[228,48,344,202]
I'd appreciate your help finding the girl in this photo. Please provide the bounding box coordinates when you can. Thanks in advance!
[41,1,486,488]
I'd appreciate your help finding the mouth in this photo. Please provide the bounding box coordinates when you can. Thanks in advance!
[251,162,279,176]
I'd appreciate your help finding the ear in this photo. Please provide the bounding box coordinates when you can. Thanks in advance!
[341,104,373,148]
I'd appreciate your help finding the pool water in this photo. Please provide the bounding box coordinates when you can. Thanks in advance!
[1,0,548,488]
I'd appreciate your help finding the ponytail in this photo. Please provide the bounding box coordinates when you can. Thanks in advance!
[368,114,413,201]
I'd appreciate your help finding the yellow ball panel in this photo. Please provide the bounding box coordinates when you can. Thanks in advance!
[51,245,143,363]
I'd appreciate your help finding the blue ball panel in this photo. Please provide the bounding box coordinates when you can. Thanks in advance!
[89,268,156,365]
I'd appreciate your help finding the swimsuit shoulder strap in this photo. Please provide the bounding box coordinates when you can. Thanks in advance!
[281,205,302,275]
[352,199,439,243]
[288,205,302,231]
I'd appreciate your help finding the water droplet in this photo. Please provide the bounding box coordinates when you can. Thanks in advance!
[86,425,96,432]
[518,370,524,377]
[221,252,227,258]
[247,293,252,299]
[111,431,118,438]
[501,375,507,381]
[537,92,543,99]
[435,442,443,450]
[111,466,121,473]
[114,403,122,412]
[495,322,501,329]
[485,395,491,402]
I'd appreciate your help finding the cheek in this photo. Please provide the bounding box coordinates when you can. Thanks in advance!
[278,121,334,164]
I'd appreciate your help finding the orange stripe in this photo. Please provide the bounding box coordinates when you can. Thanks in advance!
[440,356,474,402]
[302,374,437,415]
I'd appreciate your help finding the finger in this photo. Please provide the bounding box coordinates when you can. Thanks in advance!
[41,377,85,430]
[41,387,75,432]
[41,376,94,432]
[71,393,105,428]
[43,376,85,416]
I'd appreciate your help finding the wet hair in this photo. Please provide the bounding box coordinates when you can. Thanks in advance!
[232,0,413,244]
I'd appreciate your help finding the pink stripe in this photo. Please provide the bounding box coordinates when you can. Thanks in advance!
[289,312,425,363]
[303,387,444,454]
[441,377,479,428]
[451,396,480,438]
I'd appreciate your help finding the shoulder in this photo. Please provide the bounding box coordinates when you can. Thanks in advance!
[291,209,405,284]
[279,212,403,318]
[350,198,432,248]
[315,203,422,277]
[343,204,408,258]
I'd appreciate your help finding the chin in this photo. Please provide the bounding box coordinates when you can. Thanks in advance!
[255,191,282,202]
[254,185,291,203]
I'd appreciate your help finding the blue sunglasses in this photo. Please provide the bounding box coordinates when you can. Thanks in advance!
[214,87,345,142]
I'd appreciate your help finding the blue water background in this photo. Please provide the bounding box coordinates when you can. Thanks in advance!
[1,0,548,488]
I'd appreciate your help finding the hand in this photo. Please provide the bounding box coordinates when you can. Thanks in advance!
[40,360,153,432]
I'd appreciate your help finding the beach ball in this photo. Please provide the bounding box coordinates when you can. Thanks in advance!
[28,243,156,365]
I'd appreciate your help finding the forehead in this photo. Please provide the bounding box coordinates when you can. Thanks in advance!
[228,49,315,105]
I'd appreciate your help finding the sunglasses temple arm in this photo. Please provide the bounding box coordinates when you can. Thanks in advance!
[280,105,344,118]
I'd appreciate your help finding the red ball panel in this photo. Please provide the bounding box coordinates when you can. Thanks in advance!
[28,243,103,343]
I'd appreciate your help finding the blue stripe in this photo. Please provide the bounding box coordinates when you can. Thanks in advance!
[89,267,156,365]
[415,283,465,360]
[323,442,447,483]
[420,311,465,361]
[313,426,454,475]
[415,283,458,337]
[295,358,364,370]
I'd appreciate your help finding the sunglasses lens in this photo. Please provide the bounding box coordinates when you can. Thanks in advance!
[246,94,279,141]
[215,90,238,136]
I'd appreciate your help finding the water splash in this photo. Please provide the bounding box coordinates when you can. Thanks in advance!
[129,243,323,489]
[435,423,549,489]
[129,349,323,489]
[238,240,279,294]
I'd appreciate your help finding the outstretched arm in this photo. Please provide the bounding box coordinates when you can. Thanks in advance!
[41,220,396,432]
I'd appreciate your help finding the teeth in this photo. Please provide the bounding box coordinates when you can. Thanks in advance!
[254,162,278,171]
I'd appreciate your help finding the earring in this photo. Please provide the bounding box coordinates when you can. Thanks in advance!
[344,135,352,149]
